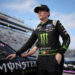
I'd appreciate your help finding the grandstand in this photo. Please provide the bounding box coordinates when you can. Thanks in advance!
[0,12,33,50]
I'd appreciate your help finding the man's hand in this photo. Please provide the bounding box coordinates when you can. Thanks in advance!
[55,53,62,64]
[6,54,16,60]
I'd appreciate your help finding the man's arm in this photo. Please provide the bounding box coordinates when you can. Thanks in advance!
[56,20,70,55]
[16,30,38,55]
[21,46,38,57]
[6,30,38,60]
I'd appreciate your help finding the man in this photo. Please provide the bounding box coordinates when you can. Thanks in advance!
[7,5,70,75]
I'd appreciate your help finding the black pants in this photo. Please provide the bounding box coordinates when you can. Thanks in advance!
[37,69,62,75]
[36,55,64,75]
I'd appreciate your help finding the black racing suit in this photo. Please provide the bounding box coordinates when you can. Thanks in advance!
[16,19,70,75]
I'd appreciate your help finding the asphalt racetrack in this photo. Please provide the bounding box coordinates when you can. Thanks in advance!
[63,73,74,75]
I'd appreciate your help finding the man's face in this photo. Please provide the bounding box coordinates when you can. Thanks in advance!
[38,10,50,20]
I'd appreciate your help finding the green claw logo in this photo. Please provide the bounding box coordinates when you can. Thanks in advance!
[40,33,48,45]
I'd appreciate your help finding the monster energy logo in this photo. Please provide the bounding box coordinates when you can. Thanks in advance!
[40,33,48,45]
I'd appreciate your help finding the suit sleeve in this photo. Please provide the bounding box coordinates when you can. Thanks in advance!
[16,30,37,55]
[56,20,70,55]
[35,40,39,48]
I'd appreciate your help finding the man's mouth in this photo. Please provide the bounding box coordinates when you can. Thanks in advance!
[39,15,43,16]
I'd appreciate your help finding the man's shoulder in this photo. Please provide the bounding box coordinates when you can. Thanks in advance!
[52,20,58,26]
[48,19,59,26]
[33,24,40,31]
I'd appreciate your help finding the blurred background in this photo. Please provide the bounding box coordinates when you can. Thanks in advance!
[0,0,75,74]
